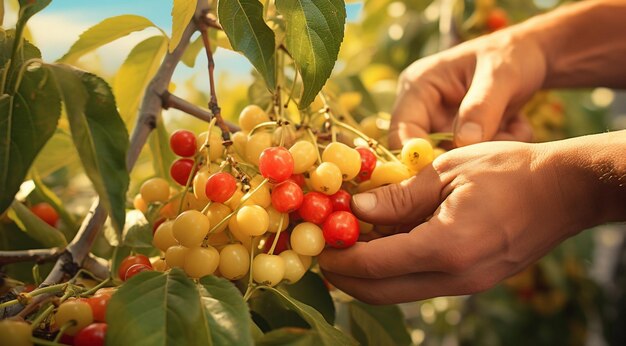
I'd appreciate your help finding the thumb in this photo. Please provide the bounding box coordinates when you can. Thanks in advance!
[455,57,512,147]
[351,165,443,226]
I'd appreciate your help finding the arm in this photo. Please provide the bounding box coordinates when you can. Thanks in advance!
[390,0,626,148]
[318,130,626,304]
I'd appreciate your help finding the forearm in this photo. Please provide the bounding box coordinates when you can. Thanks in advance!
[542,130,626,233]
[520,0,626,89]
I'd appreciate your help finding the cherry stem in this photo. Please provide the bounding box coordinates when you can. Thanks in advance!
[268,216,285,255]
[206,179,270,235]
[52,320,76,343]
[306,128,323,164]
[79,277,111,298]
[242,239,257,301]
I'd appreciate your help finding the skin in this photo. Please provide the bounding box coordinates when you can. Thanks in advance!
[318,0,626,304]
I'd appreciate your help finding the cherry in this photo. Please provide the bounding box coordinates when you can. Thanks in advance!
[170,158,195,186]
[288,174,306,187]
[74,323,107,346]
[118,255,152,281]
[205,172,237,203]
[329,190,351,212]
[264,231,290,255]
[258,147,294,183]
[124,264,152,280]
[271,180,304,213]
[298,192,332,225]
[86,294,111,322]
[487,8,508,32]
[169,129,197,157]
[30,202,59,227]
[152,218,166,235]
[322,211,359,248]
[355,147,376,182]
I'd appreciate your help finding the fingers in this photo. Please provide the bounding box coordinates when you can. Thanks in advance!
[350,165,443,226]
[455,55,513,147]
[389,89,431,149]
[493,113,533,142]
[318,219,449,279]
[322,270,481,305]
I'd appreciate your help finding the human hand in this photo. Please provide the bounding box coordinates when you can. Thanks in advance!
[390,27,546,148]
[318,139,606,304]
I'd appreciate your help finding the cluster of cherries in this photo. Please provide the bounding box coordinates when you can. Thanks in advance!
[127,104,437,288]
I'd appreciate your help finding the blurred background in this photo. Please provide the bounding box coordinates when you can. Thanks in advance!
[3,0,626,345]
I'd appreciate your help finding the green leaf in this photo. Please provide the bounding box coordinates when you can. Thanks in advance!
[259,287,357,346]
[148,120,177,184]
[110,245,131,280]
[0,34,61,214]
[170,0,196,53]
[122,221,153,248]
[17,0,51,24]
[197,275,255,345]
[113,35,167,125]
[275,0,346,108]
[282,271,335,324]
[107,269,251,346]
[348,301,412,346]
[59,15,157,64]
[181,34,204,68]
[47,64,129,234]
[8,200,67,248]
[218,0,276,89]
[257,328,322,346]
[32,129,78,177]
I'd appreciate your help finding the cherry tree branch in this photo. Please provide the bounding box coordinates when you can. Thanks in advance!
[5,0,212,317]
[0,248,61,265]
[161,91,239,132]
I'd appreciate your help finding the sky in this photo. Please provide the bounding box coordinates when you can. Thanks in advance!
[6,0,363,85]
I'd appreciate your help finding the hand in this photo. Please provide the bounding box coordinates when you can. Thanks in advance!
[318,140,603,304]
[390,27,545,148]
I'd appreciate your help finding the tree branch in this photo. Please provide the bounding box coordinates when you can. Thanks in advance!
[0,248,61,265]
[6,0,212,317]
[161,91,239,132]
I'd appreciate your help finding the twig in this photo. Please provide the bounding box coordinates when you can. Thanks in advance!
[161,91,239,132]
[198,11,230,140]
[0,248,62,265]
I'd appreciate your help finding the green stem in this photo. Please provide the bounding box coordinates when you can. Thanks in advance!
[177,157,201,215]
[52,321,75,343]
[247,121,278,137]
[428,132,454,143]
[242,239,257,301]
[306,128,322,164]
[29,283,67,297]
[206,179,269,235]
[79,278,111,297]
[268,216,285,255]
[0,298,20,310]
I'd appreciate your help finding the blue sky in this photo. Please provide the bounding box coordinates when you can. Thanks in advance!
[17,1,363,85]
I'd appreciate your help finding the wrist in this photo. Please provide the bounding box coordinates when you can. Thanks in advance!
[540,131,626,232]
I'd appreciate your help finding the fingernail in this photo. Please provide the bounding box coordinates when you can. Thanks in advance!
[457,122,483,146]
[353,193,377,212]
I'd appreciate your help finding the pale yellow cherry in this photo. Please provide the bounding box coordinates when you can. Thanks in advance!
[172,210,210,247]
[231,131,248,157]
[310,162,342,195]
[197,127,225,161]
[206,203,231,233]
[219,243,250,280]
[290,222,325,256]
[400,138,434,172]
[322,142,361,180]
[184,246,220,278]
[266,206,289,233]
[236,205,269,236]
[252,254,285,287]
[164,245,189,268]
[370,161,412,188]
[289,141,317,174]
[280,250,309,284]
[239,105,270,132]
[152,220,178,252]
[140,177,170,203]
[245,132,273,166]
[133,194,148,213]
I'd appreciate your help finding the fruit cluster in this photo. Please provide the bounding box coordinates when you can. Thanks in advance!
[131,104,437,287]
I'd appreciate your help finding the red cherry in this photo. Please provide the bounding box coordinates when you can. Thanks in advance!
[86,294,111,322]
[60,334,75,345]
[258,147,294,183]
[271,180,304,213]
[124,264,152,281]
[487,8,508,32]
[298,192,333,225]
[288,174,306,188]
[205,172,237,203]
[289,210,303,223]
[322,211,359,248]
[118,255,152,281]
[152,218,166,235]
[356,147,376,182]
[170,158,195,186]
[263,231,290,255]
[169,130,197,157]
[30,202,59,227]
[329,190,352,212]
[74,323,107,346]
